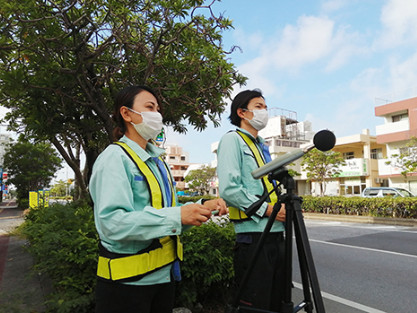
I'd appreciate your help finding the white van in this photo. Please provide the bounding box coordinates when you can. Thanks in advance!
[362,187,415,198]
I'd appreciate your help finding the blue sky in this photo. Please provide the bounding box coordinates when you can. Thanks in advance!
[165,0,417,164]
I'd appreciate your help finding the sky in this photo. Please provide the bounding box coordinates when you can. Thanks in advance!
[164,0,417,164]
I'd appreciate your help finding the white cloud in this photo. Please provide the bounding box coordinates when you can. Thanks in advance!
[271,15,334,70]
[321,0,351,14]
[389,52,417,91]
[378,0,417,47]
[325,25,368,71]
[238,13,367,77]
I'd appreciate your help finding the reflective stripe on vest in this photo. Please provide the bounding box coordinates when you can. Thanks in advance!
[96,141,182,281]
[229,131,278,221]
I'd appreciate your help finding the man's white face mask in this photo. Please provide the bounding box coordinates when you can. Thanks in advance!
[244,109,269,130]
[127,108,163,140]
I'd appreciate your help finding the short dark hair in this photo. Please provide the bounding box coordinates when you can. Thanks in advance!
[112,85,160,141]
[228,89,264,126]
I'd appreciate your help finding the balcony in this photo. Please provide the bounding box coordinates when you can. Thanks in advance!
[378,158,403,176]
[376,120,409,136]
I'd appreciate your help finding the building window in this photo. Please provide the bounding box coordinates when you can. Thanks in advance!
[180,156,186,161]
[371,148,383,159]
[399,146,417,156]
[343,152,354,160]
[169,156,175,160]
[392,113,408,122]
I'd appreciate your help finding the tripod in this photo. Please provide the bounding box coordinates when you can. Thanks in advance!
[227,167,326,313]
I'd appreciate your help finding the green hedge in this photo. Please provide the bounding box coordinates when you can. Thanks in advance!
[301,195,417,218]
[176,218,235,310]
[19,202,235,313]
[20,201,98,313]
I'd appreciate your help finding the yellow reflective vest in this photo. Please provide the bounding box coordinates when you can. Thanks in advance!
[228,131,278,221]
[96,141,183,282]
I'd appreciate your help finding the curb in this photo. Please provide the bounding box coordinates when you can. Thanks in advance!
[303,213,417,227]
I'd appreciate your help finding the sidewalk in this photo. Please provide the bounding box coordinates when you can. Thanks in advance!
[0,236,49,313]
[0,200,49,313]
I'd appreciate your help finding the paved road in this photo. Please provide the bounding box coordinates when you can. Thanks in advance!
[291,219,417,313]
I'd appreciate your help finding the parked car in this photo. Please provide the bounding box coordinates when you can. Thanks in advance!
[362,187,415,198]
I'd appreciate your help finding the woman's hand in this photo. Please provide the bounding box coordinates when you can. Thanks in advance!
[202,198,228,216]
[180,204,212,226]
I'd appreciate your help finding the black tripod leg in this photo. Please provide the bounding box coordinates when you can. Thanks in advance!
[293,203,326,313]
[294,212,314,313]
[280,199,294,313]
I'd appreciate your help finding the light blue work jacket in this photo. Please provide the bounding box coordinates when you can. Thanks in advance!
[217,128,285,234]
[89,136,183,285]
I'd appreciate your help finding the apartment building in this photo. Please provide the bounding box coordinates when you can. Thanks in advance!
[375,94,417,193]
[0,132,12,165]
[163,145,191,190]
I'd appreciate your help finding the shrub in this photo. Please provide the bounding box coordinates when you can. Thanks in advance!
[20,201,98,313]
[301,195,417,218]
[176,217,236,311]
[19,202,236,312]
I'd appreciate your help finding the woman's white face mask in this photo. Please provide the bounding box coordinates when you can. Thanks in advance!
[127,108,163,140]
[244,109,269,131]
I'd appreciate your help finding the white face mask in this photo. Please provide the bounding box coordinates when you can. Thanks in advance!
[128,108,163,140]
[244,109,269,130]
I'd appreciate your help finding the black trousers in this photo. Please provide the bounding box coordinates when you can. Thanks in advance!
[95,278,175,313]
[234,232,285,312]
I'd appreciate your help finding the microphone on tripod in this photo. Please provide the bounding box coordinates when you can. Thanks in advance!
[251,129,336,179]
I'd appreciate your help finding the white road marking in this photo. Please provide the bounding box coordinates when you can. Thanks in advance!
[293,282,387,313]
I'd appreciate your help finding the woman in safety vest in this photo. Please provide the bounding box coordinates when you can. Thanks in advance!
[89,85,227,313]
[217,89,286,312]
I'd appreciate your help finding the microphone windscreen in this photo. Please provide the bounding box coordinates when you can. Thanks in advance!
[313,130,336,151]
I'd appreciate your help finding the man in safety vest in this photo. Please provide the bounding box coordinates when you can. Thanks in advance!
[217,89,286,312]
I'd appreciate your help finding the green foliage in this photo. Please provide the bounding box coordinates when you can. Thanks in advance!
[19,201,236,312]
[50,180,72,197]
[301,149,346,196]
[301,195,417,218]
[0,0,246,199]
[184,165,217,195]
[176,219,236,310]
[386,136,417,179]
[3,137,62,207]
[19,201,98,313]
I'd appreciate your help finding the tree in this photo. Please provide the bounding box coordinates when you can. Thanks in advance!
[301,148,346,196]
[3,137,62,207]
[0,0,246,200]
[386,137,417,184]
[50,179,72,197]
[184,165,216,195]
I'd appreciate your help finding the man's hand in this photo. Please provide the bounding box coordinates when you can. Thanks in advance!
[202,198,228,216]
[265,203,286,222]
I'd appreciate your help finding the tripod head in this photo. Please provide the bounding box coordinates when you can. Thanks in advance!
[268,167,295,192]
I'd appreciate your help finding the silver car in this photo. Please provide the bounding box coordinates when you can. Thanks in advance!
[362,187,415,198]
